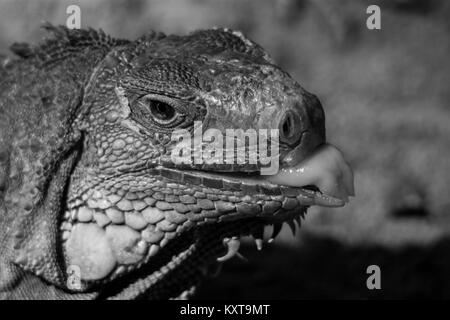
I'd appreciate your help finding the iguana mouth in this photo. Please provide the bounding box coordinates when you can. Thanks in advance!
[60,142,353,296]
[180,143,354,206]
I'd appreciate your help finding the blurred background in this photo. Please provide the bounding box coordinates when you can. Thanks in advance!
[1,0,449,298]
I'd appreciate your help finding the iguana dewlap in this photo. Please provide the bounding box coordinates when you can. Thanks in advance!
[0,25,353,299]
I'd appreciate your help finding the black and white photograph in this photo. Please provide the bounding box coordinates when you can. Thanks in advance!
[0,0,449,306]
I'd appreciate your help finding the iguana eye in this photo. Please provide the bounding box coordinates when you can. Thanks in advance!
[134,95,186,129]
[148,100,176,123]
[128,93,197,133]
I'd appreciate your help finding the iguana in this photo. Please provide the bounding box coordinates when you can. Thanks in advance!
[0,24,354,299]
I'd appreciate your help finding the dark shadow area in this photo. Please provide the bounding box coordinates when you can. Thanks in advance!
[387,0,439,15]
[391,206,429,219]
[195,233,450,299]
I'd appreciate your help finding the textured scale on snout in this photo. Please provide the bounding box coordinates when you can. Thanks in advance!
[0,25,353,299]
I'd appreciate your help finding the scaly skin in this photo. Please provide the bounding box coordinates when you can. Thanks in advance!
[0,25,348,299]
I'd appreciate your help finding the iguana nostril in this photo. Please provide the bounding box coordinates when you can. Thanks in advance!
[279,110,302,145]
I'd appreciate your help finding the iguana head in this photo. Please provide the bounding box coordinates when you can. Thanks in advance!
[4,27,353,299]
